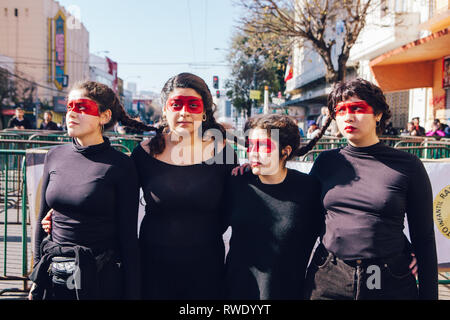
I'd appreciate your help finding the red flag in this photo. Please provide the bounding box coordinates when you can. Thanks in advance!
[106,57,118,93]
[284,58,293,82]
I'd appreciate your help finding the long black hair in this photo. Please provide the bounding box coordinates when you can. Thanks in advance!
[71,81,157,132]
[149,72,226,156]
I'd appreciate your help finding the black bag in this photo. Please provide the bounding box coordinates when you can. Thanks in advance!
[50,256,78,288]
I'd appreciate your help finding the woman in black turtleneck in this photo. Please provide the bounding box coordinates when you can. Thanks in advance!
[225,115,323,300]
[30,81,150,300]
[304,78,438,300]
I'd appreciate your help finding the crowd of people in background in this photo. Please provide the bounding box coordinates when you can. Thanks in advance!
[4,104,450,141]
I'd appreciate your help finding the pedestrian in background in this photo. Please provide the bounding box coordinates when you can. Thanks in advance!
[411,117,426,136]
[8,107,33,129]
[39,111,60,131]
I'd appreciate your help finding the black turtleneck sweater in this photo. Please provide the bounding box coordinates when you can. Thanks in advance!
[33,138,140,299]
[310,142,438,300]
[225,169,323,300]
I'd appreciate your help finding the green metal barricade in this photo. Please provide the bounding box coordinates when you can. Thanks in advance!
[0,150,29,295]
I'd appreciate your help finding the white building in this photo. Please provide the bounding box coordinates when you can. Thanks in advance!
[89,54,114,87]
[286,0,432,130]
[0,0,90,116]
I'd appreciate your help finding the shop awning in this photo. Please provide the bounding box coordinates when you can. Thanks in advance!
[369,27,450,92]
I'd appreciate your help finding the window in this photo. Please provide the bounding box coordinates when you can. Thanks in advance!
[25,8,28,17]
[14,8,18,17]
[380,0,388,18]
[4,8,7,17]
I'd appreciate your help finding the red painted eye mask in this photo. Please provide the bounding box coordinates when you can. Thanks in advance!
[334,101,374,117]
[247,139,275,153]
[166,96,204,114]
[67,99,100,117]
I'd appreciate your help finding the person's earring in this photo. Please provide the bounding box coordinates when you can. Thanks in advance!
[376,120,381,127]
[202,113,207,122]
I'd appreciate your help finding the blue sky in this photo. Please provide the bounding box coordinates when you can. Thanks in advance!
[58,0,243,94]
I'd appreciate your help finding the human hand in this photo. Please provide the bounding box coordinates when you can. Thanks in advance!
[231,163,251,176]
[41,209,53,234]
[409,253,418,277]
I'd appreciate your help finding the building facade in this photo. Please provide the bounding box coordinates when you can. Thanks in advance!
[370,0,450,130]
[285,0,435,131]
[0,0,89,125]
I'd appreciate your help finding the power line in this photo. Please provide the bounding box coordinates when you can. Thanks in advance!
[0,59,229,67]
[187,0,196,64]
[204,0,208,64]
[2,69,68,94]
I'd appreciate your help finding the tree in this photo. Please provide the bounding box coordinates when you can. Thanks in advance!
[225,24,291,117]
[0,68,16,128]
[238,0,374,83]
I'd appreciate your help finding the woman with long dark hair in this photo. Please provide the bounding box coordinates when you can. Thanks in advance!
[304,78,437,300]
[130,73,238,299]
[30,81,148,300]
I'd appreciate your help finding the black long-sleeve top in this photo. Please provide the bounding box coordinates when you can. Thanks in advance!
[130,142,238,299]
[225,169,323,300]
[8,117,32,129]
[310,142,438,300]
[33,137,141,299]
[131,143,237,247]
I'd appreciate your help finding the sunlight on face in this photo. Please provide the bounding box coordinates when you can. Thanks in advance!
[247,128,280,176]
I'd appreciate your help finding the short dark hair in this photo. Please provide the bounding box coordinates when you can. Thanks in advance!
[44,111,53,116]
[327,78,392,135]
[245,114,300,162]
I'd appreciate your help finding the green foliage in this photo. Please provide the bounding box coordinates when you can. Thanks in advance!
[225,26,290,117]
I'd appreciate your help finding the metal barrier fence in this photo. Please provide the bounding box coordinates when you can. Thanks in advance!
[0,150,29,295]
[1,131,450,297]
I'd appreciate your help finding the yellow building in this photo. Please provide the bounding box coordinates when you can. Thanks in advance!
[0,0,90,126]
[370,0,450,128]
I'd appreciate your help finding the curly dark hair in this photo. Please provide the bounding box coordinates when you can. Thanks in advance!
[71,81,157,132]
[327,78,392,135]
[149,73,226,156]
[244,114,328,162]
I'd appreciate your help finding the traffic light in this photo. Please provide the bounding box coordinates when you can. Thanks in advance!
[213,76,219,89]
[216,90,220,98]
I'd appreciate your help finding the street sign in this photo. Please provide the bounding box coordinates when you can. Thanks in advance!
[250,90,261,100]
[272,98,285,105]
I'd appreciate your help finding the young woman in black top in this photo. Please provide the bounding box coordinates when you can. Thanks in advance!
[130,73,238,299]
[304,78,437,300]
[225,114,324,300]
[31,81,149,300]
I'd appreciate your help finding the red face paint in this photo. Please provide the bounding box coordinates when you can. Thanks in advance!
[67,99,100,117]
[247,139,275,153]
[166,96,204,114]
[334,100,374,117]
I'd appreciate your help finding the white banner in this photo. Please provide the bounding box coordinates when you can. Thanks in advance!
[27,152,450,266]
[287,160,450,267]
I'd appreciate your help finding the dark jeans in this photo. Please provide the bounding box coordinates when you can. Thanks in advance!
[304,244,418,300]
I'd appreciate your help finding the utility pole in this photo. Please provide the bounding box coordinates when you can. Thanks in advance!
[263,86,269,115]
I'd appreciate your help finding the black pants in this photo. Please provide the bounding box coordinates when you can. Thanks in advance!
[304,244,418,300]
